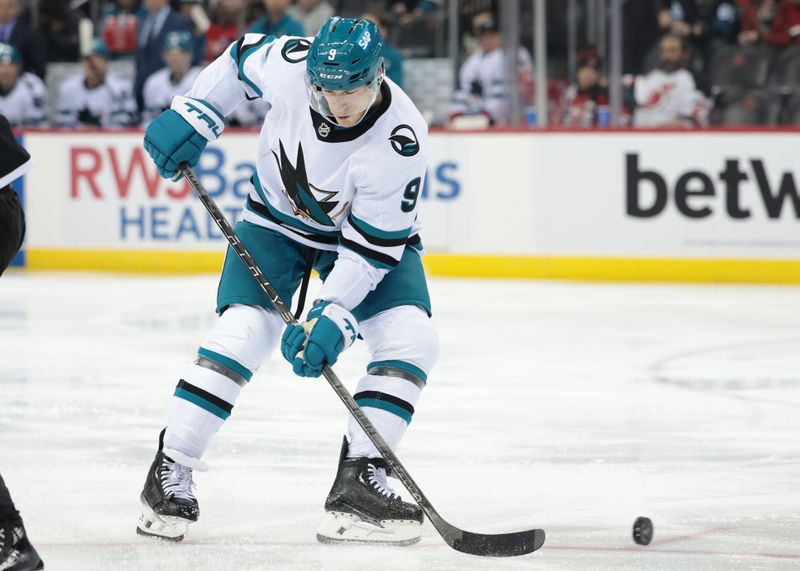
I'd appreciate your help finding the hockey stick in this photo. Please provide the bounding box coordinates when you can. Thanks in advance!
[180,164,545,557]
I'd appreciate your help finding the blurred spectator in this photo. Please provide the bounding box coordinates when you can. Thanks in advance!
[0,43,46,126]
[37,0,82,63]
[763,0,800,47]
[250,0,304,37]
[623,0,662,74]
[362,10,404,88]
[176,0,209,63]
[288,0,334,36]
[737,0,777,44]
[101,0,146,58]
[449,12,533,125]
[57,38,137,127]
[660,0,740,58]
[633,34,711,127]
[458,0,497,37]
[206,0,248,61]
[134,0,193,110]
[389,0,440,25]
[0,0,45,77]
[555,52,610,127]
[142,31,200,124]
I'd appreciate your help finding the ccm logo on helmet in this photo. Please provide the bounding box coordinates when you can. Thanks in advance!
[320,73,344,79]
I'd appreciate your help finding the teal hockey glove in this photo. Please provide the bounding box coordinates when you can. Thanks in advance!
[280,301,358,378]
[143,96,224,179]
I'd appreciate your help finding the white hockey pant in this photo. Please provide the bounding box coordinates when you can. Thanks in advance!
[163,304,438,462]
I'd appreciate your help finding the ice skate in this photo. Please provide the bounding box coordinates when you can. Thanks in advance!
[0,520,43,571]
[136,430,199,542]
[317,439,423,546]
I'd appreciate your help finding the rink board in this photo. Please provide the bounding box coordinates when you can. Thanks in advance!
[16,129,800,282]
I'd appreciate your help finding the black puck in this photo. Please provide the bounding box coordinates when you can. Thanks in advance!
[633,516,653,545]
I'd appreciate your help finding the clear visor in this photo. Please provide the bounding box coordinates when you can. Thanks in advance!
[306,71,383,127]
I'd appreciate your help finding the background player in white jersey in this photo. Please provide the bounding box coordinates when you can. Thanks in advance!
[136,18,437,546]
[56,38,137,128]
[0,44,46,127]
[450,13,533,125]
[226,96,271,127]
[141,31,202,126]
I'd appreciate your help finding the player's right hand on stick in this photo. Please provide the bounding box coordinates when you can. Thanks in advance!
[280,301,358,377]
[143,96,225,179]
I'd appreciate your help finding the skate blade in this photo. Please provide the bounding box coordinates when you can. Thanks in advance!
[316,511,422,546]
[136,499,191,542]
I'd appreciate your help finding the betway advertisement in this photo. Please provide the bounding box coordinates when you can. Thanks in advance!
[21,130,800,263]
[540,133,800,259]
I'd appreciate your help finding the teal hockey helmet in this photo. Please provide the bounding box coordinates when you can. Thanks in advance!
[307,17,385,91]
[163,31,194,53]
[306,18,385,125]
[0,43,21,65]
[84,38,109,59]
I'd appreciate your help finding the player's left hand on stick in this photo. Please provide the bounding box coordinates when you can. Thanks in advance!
[143,96,225,179]
[281,301,358,377]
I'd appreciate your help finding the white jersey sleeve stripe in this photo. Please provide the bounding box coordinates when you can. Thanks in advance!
[347,213,411,244]
[345,213,410,265]
[185,35,278,117]
[339,227,404,270]
[228,34,276,99]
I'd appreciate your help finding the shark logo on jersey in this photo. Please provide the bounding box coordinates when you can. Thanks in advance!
[389,125,419,157]
[273,141,342,226]
[281,39,311,64]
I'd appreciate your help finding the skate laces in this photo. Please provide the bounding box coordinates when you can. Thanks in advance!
[0,525,23,565]
[366,463,399,501]
[160,457,197,501]
[0,524,22,547]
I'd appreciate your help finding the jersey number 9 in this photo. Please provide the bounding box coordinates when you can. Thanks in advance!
[401,177,421,213]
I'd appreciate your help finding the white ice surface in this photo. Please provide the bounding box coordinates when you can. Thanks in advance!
[1,272,799,570]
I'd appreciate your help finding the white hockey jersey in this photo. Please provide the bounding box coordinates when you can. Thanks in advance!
[142,66,202,125]
[0,72,47,126]
[450,46,533,124]
[57,72,137,128]
[178,34,428,309]
[633,68,710,127]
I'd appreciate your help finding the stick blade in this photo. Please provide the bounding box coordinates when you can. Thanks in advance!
[448,528,545,557]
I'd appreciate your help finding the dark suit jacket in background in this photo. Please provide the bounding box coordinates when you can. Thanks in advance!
[8,19,47,78]
[134,9,193,110]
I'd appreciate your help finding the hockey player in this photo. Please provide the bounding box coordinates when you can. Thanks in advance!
[141,31,202,126]
[137,17,437,546]
[0,113,44,570]
[0,44,47,127]
[450,13,533,125]
[56,38,137,128]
